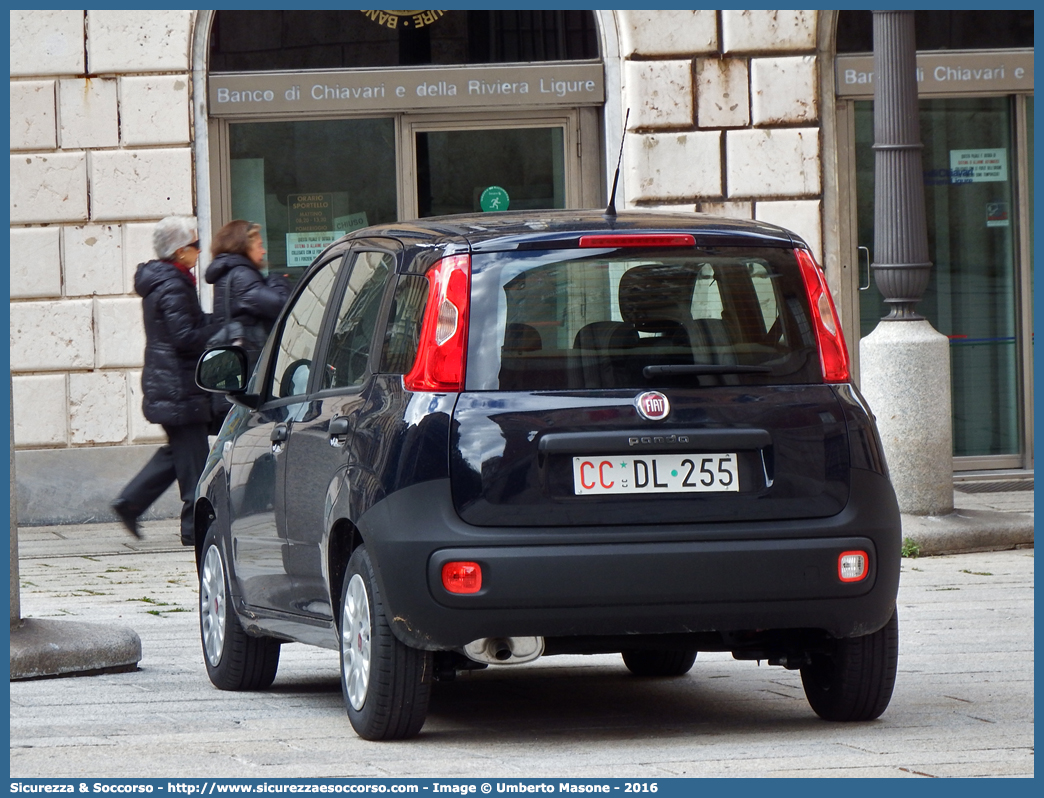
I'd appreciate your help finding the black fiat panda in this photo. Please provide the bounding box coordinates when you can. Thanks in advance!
[194,210,901,740]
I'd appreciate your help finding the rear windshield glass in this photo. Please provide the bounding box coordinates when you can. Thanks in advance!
[466,246,822,390]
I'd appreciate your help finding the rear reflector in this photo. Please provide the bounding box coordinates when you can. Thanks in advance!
[579,234,696,248]
[838,550,869,582]
[442,561,482,594]
[404,254,471,392]
[795,248,851,383]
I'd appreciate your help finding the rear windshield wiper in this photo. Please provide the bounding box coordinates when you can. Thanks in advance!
[643,364,774,377]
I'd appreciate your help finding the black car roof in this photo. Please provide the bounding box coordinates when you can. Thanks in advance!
[338,209,805,253]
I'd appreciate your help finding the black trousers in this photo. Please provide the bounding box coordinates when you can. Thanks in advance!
[117,423,210,545]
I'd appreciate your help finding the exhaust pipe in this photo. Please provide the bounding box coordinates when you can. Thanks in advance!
[464,636,544,665]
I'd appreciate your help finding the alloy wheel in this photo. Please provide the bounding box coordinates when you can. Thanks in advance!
[200,545,226,667]
[341,573,372,710]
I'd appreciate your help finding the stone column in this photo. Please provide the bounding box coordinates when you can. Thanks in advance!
[859,11,953,515]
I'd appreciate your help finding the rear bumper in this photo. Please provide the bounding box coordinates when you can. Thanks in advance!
[359,468,901,649]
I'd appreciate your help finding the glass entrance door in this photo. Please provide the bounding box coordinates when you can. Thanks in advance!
[402,112,584,219]
[415,126,565,217]
[852,96,1031,466]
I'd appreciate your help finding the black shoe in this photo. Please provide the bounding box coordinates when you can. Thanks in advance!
[112,499,142,539]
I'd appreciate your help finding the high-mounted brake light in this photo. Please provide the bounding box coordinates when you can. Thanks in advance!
[403,254,471,392]
[795,248,850,383]
[579,234,696,248]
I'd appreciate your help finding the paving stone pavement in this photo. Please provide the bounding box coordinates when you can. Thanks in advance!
[9,511,1033,779]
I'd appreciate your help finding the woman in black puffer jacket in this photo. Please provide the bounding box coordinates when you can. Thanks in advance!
[206,220,290,357]
[204,221,291,412]
[112,216,221,545]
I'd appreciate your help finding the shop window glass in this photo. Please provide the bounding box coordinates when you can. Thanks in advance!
[855,97,1020,458]
[210,10,598,72]
[836,10,1033,53]
[229,119,396,284]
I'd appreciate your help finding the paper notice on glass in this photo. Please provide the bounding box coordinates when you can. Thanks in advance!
[949,149,1008,184]
[334,212,369,233]
[286,231,346,268]
[986,201,1010,228]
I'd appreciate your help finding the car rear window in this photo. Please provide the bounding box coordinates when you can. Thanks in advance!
[465,246,822,390]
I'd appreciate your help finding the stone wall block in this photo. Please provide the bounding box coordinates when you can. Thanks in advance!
[10,81,57,151]
[644,204,699,214]
[127,370,166,443]
[12,375,68,447]
[696,58,749,129]
[10,10,85,77]
[70,371,129,445]
[86,11,194,74]
[95,297,145,369]
[755,199,823,262]
[751,56,818,126]
[58,78,119,150]
[10,299,95,371]
[10,152,89,224]
[698,201,753,219]
[11,227,62,299]
[722,10,817,53]
[624,61,694,130]
[124,222,160,291]
[64,224,124,297]
[726,128,821,198]
[625,132,722,202]
[619,11,718,56]
[120,76,191,146]
[90,149,194,222]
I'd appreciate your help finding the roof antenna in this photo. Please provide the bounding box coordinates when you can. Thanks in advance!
[604,108,630,218]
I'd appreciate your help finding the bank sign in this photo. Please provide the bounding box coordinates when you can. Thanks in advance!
[836,49,1032,98]
[209,63,604,117]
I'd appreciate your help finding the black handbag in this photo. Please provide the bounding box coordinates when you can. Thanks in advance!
[206,278,246,348]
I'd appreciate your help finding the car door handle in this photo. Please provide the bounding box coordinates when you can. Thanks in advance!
[329,416,350,446]
[270,423,289,454]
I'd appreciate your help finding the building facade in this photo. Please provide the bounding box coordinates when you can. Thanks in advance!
[9,10,1034,524]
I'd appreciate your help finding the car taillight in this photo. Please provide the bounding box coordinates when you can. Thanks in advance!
[579,234,696,248]
[442,561,482,594]
[795,248,850,383]
[404,254,471,392]
[838,550,869,582]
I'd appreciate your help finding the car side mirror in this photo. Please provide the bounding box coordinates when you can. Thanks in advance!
[196,346,259,408]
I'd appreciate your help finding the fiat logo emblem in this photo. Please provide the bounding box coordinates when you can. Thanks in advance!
[635,391,670,421]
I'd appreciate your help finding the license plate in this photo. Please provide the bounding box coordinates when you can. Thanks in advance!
[572,453,739,495]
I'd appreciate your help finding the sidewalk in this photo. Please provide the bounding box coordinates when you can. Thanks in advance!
[13,482,1034,563]
[903,480,1034,555]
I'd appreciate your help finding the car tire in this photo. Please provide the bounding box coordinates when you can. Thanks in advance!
[340,546,432,740]
[621,648,697,677]
[800,608,899,722]
[199,528,281,691]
